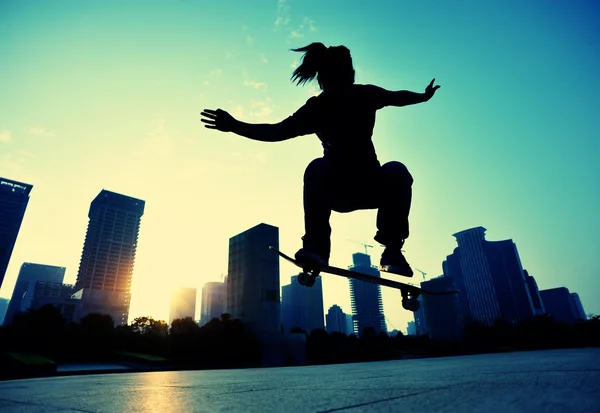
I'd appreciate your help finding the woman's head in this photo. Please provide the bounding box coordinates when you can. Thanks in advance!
[291,42,355,91]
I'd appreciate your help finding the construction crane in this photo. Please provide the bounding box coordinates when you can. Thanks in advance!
[346,239,373,255]
[414,268,427,280]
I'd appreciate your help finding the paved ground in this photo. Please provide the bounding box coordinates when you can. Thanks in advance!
[0,348,598,412]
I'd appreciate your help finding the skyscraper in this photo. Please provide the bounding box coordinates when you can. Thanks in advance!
[325,304,350,335]
[169,287,197,325]
[449,227,501,325]
[348,252,386,335]
[200,281,226,325]
[485,238,535,322]
[227,223,280,337]
[281,274,324,333]
[3,262,65,326]
[73,190,145,325]
[443,227,536,326]
[0,178,33,290]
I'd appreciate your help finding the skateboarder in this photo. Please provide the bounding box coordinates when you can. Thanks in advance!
[201,42,440,277]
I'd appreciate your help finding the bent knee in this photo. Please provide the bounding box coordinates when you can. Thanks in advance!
[304,158,333,182]
[381,161,413,185]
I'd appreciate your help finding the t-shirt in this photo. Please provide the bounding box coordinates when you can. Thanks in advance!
[279,84,390,169]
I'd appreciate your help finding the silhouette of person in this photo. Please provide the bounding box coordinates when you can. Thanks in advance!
[201,42,440,277]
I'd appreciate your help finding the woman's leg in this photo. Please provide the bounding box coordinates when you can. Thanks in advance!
[374,161,414,276]
[298,158,336,264]
[374,161,413,246]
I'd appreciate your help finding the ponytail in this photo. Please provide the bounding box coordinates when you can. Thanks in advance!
[290,43,355,91]
[290,42,328,86]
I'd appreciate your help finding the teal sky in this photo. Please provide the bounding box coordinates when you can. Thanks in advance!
[1,0,598,332]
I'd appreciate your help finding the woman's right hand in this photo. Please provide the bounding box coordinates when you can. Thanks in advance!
[200,108,236,132]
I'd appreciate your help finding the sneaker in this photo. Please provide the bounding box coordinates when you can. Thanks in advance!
[380,248,413,277]
[294,248,328,269]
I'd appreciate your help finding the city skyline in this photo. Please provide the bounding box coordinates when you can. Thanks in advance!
[0,183,593,332]
[1,0,598,333]
[0,209,586,332]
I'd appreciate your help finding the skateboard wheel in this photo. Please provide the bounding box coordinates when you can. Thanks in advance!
[298,272,317,288]
[298,272,310,286]
[402,297,420,312]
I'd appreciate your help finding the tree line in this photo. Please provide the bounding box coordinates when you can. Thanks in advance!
[302,314,600,364]
[1,305,598,375]
[0,305,261,373]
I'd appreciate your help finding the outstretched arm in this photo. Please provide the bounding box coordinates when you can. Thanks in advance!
[200,109,294,142]
[384,79,441,107]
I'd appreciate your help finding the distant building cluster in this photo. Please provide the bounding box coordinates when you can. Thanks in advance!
[0,174,590,365]
[414,226,588,342]
[1,176,144,327]
[325,305,353,335]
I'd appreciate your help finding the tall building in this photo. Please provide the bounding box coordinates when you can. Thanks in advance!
[421,275,462,342]
[3,262,65,325]
[26,281,76,322]
[485,238,535,322]
[200,281,226,325]
[0,297,9,325]
[73,190,145,325]
[570,293,586,320]
[348,253,386,335]
[325,304,350,334]
[0,178,33,289]
[169,287,197,325]
[448,227,501,325]
[227,223,281,337]
[540,287,578,324]
[443,227,536,326]
[281,274,324,333]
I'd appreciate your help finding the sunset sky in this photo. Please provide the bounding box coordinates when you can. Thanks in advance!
[1,0,598,332]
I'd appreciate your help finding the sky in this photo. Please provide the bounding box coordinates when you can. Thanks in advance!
[1,0,598,333]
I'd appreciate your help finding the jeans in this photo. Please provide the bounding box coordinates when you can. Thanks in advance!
[302,157,413,261]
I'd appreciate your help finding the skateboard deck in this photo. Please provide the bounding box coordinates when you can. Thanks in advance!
[270,247,458,312]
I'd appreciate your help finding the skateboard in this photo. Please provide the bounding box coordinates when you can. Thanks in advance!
[270,246,459,312]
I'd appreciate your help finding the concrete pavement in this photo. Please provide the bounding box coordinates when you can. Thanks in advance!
[0,348,598,412]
